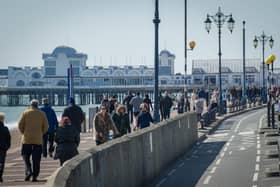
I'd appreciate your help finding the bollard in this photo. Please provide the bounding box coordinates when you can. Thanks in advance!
[268,99,271,128]
[278,138,280,171]
[272,102,275,129]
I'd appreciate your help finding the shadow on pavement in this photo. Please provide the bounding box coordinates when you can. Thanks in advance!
[149,141,226,187]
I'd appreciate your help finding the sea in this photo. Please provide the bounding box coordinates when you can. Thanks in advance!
[0,104,99,129]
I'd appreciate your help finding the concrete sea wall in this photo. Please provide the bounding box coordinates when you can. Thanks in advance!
[45,112,198,187]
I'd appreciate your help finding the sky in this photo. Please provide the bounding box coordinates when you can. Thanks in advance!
[0,0,279,74]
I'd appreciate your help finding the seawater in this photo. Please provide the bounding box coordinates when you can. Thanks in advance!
[0,104,99,129]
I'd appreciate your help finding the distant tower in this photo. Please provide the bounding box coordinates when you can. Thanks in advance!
[159,50,175,76]
[42,46,87,77]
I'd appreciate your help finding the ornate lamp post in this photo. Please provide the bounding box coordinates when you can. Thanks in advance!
[253,32,274,103]
[204,7,235,115]
[153,0,160,122]
[184,0,196,112]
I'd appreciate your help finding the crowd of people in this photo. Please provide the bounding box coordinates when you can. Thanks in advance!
[0,90,175,183]
[0,86,267,183]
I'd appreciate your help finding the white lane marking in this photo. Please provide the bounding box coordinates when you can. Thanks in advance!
[231,135,235,139]
[240,147,246,151]
[210,167,217,174]
[253,172,258,182]
[257,150,261,155]
[255,164,260,171]
[223,147,228,152]
[239,131,254,135]
[252,185,257,187]
[226,142,231,146]
[257,140,260,144]
[235,112,261,132]
[259,114,266,129]
[220,152,225,157]
[156,178,167,187]
[178,162,185,168]
[229,151,233,155]
[203,176,212,185]
[178,120,181,128]
[212,133,229,137]
[216,159,221,165]
[167,169,176,176]
[150,132,153,153]
[257,136,260,140]
[256,156,260,162]
[257,144,261,149]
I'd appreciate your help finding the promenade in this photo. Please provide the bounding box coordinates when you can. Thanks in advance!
[1,105,261,186]
[2,133,95,187]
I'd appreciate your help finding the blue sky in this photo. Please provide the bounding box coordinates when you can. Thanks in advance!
[0,0,279,73]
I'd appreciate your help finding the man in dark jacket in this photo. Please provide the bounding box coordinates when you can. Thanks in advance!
[0,113,11,182]
[160,92,173,120]
[62,97,85,136]
[143,94,153,112]
[40,98,58,158]
[122,91,134,124]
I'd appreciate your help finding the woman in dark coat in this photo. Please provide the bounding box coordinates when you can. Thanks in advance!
[0,113,11,182]
[54,117,80,166]
[112,105,131,136]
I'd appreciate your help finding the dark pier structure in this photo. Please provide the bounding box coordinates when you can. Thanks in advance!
[0,85,186,106]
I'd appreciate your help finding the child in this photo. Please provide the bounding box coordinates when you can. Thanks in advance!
[0,113,11,182]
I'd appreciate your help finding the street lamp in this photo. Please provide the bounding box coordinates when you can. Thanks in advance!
[184,0,196,112]
[153,0,160,122]
[253,32,274,103]
[184,40,196,111]
[242,21,246,105]
[204,7,235,115]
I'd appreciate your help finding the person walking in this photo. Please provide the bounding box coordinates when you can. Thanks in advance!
[54,117,79,166]
[62,97,85,140]
[101,95,110,113]
[18,99,49,182]
[122,91,134,124]
[94,105,119,145]
[160,91,173,120]
[0,113,11,183]
[109,95,118,114]
[195,96,205,129]
[177,94,185,114]
[40,98,58,158]
[112,105,131,136]
[129,92,143,126]
[143,94,153,112]
[137,103,154,129]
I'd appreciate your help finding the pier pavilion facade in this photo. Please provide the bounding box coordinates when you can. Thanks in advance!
[0,46,270,106]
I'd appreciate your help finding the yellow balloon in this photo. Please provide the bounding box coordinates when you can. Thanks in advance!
[189,41,196,50]
[265,54,276,65]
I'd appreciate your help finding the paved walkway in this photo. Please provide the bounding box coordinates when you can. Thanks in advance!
[1,107,261,186]
[2,133,95,186]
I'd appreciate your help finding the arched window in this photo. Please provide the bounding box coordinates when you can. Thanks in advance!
[31,72,41,79]
[16,80,25,87]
